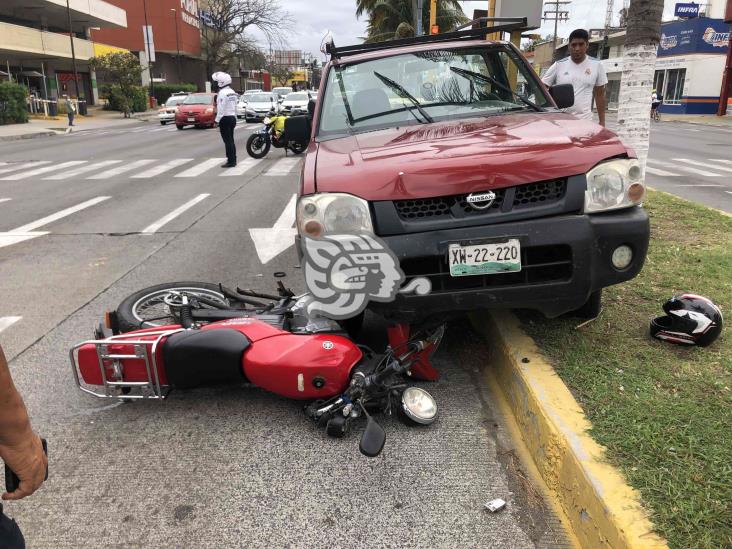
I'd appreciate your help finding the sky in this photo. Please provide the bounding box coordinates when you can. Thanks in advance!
[251,0,683,60]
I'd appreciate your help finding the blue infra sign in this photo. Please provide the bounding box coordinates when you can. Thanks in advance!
[675,3,700,18]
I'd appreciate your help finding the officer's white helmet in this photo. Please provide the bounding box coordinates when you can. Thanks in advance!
[212,72,232,87]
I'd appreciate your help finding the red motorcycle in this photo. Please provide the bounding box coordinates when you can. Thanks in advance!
[70,281,444,457]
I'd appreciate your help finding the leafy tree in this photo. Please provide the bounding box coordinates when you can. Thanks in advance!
[356,0,468,43]
[267,63,294,87]
[89,52,145,117]
[201,0,293,77]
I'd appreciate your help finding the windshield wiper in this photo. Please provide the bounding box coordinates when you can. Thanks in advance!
[449,66,544,112]
[373,71,434,124]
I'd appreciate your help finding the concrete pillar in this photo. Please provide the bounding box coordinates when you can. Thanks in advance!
[90,68,99,105]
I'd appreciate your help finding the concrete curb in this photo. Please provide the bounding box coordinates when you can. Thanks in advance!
[470,310,668,549]
[0,131,58,142]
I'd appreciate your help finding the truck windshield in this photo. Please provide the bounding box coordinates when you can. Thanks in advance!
[318,45,552,138]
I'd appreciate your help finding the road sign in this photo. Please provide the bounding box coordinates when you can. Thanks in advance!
[674,3,699,18]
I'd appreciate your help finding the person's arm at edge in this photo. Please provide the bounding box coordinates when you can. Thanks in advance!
[594,85,607,127]
[0,345,47,501]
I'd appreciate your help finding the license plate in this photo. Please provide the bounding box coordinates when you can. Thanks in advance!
[448,239,521,277]
[187,117,195,122]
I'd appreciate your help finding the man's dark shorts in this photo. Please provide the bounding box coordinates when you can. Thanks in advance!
[0,503,25,549]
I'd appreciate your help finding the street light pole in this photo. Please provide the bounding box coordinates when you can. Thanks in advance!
[171,9,182,83]
[142,0,154,99]
[65,0,81,99]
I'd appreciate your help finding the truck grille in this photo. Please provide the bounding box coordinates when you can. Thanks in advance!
[400,245,572,293]
[393,179,565,221]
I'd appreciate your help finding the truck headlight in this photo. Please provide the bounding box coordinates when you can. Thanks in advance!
[584,159,645,213]
[297,194,373,237]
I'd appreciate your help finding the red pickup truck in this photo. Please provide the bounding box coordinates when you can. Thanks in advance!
[294,30,649,321]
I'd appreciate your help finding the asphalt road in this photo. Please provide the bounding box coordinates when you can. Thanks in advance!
[605,117,732,213]
[0,121,570,548]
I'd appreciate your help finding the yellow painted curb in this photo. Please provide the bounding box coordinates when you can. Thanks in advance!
[470,310,668,549]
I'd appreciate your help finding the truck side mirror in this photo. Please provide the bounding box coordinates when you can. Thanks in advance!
[549,84,574,109]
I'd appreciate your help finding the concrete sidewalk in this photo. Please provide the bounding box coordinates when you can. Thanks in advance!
[0,108,159,142]
[659,114,732,127]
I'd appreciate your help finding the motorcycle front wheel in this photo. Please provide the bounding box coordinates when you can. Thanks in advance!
[246,133,271,159]
[115,282,228,333]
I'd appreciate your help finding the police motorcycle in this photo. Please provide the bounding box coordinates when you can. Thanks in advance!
[245,100,313,159]
[69,278,445,458]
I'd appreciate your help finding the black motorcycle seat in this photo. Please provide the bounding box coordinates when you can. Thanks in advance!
[162,328,250,389]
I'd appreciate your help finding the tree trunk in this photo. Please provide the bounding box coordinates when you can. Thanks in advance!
[616,0,665,173]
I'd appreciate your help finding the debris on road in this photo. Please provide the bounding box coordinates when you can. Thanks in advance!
[485,498,506,513]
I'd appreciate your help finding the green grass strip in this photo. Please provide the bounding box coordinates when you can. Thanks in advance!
[521,190,732,549]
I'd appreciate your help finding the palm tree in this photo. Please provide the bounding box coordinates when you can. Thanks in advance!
[357,0,469,43]
[616,0,665,173]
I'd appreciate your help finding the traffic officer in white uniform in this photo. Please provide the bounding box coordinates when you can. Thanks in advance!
[542,29,608,127]
[212,72,238,168]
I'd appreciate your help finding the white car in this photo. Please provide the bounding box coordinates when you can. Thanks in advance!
[272,87,292,101]
[245,93,279,122]
[280,92,312,115]
[158,95,187,125]
[236,92,259,119]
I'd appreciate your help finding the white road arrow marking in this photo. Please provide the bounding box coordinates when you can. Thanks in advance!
[0,196,110,249]
[0,316,21,333]
[249,194,298,264]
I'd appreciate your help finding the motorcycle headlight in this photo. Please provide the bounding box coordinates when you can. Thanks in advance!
[297,194,373,237]
[401,387,437,424]
[584,159,645,213]
[263,117,271,124]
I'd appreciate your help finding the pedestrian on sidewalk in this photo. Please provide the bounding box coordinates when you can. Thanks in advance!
[542,29,608,127]
[64,95,76,129]
[0,343,48,548]
[212,71,238,168]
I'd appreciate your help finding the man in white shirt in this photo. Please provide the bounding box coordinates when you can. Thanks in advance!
[542,29,608,126]
[212,71,239,168]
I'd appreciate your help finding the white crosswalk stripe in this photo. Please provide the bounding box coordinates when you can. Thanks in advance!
[141,194,210,234]
[709,159,732,166]
[87,159,156,179]
[175,158,226,178]
[265,157,300,176]
[44,160,123,180]
[0,317,21,334]
[645,166,679,177]
[11,196,111,232]
[131,159,194,179]
[672,158,732,175]
[0,161,51,175]
[0,198,11,204]
[219,158,262,176]
[647,159,721,178]
[0,161,87,181]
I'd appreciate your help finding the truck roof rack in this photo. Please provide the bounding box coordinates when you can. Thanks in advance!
[325,17,527,60]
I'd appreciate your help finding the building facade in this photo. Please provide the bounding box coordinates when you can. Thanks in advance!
[91,0,205,89]
[0,0,127,104]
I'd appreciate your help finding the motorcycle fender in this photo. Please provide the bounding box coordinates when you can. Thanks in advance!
[243,333,362,400]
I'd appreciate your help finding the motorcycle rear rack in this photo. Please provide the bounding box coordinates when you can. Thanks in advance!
[69,329,183,400]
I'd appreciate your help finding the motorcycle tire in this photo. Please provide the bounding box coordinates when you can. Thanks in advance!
[246,134,271,159]
[289,142,306,155]
[115,282,228,333]
[326,415,350,438]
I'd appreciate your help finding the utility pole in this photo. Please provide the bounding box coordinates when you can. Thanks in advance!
[142,0,154,99]
[717,0,732,115]
[171,8,182,83]
[415,0,424,36]
[429,0,438,34]
[65,0,81,100]
[543,0,571,60]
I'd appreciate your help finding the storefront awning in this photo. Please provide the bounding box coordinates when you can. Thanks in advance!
[20,70,45,77]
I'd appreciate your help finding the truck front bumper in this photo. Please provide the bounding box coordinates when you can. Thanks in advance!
[366,206,650,320]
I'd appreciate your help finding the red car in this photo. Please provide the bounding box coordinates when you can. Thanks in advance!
[175,92,217,129]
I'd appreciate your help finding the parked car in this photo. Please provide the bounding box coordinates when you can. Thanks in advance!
[280,92,312,115]
[292,29,650,322]
[245,93,279,122]
[237,92,259,119]
[158,95,186,125]
[175,93,217,129]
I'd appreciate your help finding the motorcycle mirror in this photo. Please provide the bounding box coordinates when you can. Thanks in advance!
[359,417,386,457]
